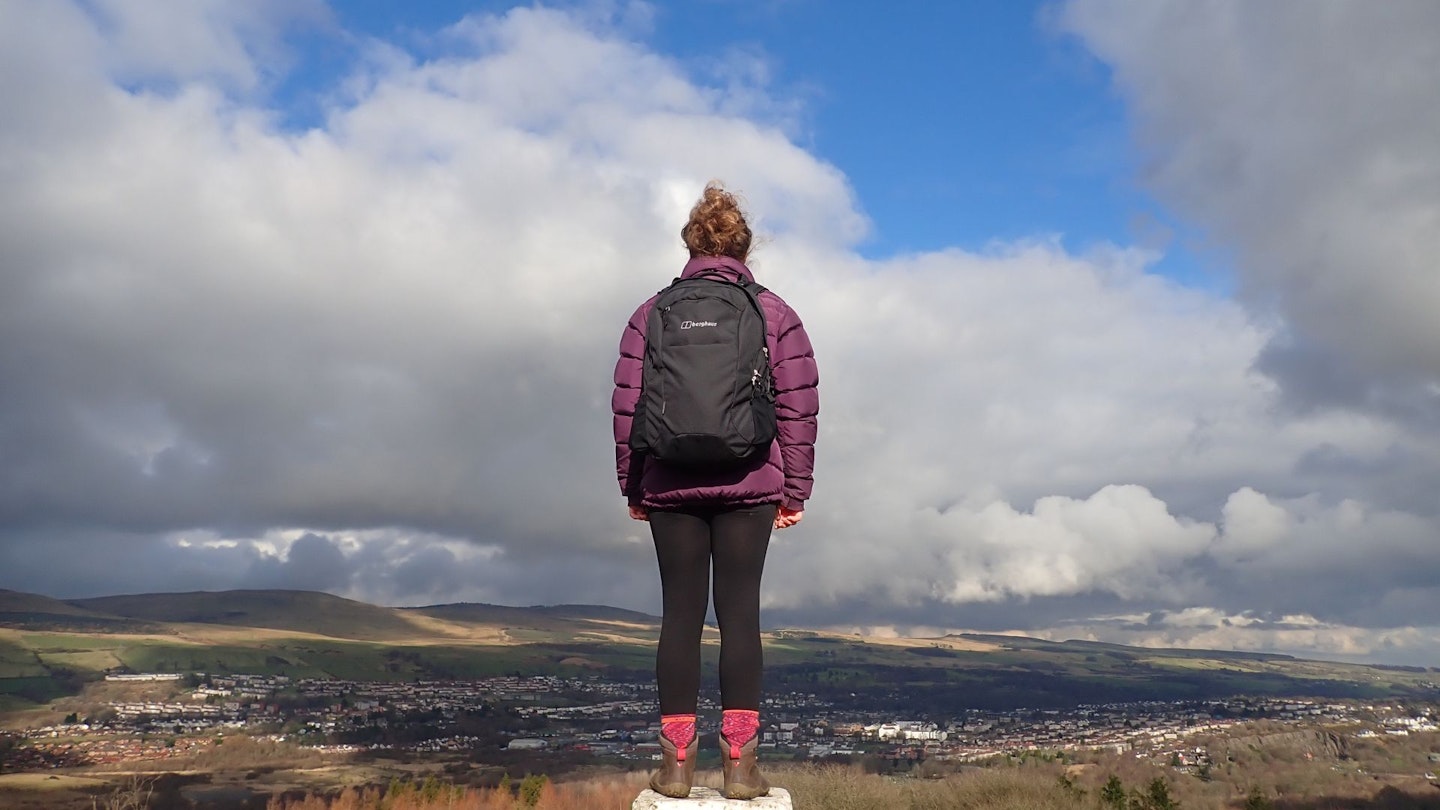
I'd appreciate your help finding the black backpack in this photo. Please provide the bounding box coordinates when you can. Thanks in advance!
[629,272,777,469]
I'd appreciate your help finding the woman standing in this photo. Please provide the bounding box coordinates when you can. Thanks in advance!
[612,183,818,799]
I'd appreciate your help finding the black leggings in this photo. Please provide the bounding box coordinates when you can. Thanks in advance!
[650,504,775,714]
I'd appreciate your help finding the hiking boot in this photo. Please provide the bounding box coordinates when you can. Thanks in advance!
[648,729,698,798]
[719,730,770,800]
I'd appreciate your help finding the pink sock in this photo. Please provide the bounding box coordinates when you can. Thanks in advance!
[660,714,696,761]
[721,709,760,758]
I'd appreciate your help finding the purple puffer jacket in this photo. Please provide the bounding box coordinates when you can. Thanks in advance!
[612,255,819,511]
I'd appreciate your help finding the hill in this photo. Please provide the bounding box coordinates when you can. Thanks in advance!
[407,602,659,636]
[533,604,659,623]
[70,590,433,642]
[955,633,1296,661]
[0,589,160,634]
[0,588,1436,718]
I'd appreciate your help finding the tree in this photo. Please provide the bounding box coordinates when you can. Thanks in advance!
[0,734,18,775]
[1100,775,1127,810]
[419,775,443,802]
[519,773,548,807]
[1130,777,1180,810]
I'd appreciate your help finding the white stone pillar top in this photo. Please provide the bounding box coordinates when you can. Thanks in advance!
[631,786,793,809]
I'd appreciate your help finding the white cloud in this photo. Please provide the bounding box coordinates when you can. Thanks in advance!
[1031,607,1440,667]
[84,0,331,92]
[1213,488,1439,591]
[1213,487,1289,564]
[1,1,1438,663]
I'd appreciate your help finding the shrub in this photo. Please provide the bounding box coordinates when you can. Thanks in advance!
[1101,774,1127,809]
[1242,787,1274,810]
[517,774,547,807]
[93,775,156,810]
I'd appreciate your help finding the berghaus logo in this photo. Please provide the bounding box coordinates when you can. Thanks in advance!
[680,320,718,330]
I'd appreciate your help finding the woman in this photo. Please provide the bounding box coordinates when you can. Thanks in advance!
[612,183,818,800]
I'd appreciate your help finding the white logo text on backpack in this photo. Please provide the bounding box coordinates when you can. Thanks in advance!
[680,320,718,330]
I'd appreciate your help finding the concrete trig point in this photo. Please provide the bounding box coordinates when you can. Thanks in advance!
[632,786,793,809]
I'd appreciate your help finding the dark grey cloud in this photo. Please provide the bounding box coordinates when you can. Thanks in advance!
[0,530,261,599]
[1061,0,1440,417]
[242,533,353,593]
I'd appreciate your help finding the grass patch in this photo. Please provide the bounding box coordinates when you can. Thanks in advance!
[0,693,38,712]
[0,773,108,792]
[35,650,121,672]
[17,634,128,652]
[109,638,656,682]
[0,676,72,704]
[0,640,45,678]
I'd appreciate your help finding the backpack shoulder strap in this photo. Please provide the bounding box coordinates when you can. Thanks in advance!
[738,280,768,320]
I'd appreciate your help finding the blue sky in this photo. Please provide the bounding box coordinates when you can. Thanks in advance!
[3,0,1438,663]
[276,1,1207,278]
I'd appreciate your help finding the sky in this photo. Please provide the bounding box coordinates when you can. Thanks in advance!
[1,0,1438,664]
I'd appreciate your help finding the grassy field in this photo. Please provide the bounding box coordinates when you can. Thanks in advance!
[0,774,112,810]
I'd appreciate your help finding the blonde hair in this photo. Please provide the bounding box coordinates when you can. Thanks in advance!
[681,182,752,262]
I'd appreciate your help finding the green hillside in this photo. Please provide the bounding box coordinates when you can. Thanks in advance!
[406,602,589,634]
[406,602,660,641]
[958,633,1296,661]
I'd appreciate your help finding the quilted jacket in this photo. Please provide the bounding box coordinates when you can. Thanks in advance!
[612,255,818,511]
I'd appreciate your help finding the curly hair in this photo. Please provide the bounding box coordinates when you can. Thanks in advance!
[681,182,752,262]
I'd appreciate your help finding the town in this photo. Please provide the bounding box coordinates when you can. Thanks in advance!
[7,670,1438,775]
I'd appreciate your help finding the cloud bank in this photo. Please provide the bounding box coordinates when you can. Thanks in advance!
[1060,0,1440,420]
[1,1,1437,663]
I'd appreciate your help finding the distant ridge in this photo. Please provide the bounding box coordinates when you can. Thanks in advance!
[1,589,106,617]
[530,604,659,623]
[0,589,161,633]
[50,590,661,641]
[405,602,660,631]
[3,588,661,639]
[0,588,1332,665]
[0,588,1434,712]
[956,633,1298,661]
[70,589,430,642]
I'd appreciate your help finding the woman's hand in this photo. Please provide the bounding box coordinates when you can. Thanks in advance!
[628,505,649,521]
[774,506,803,529]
